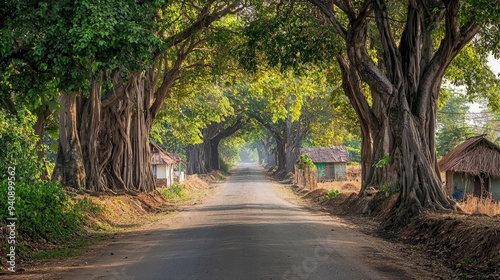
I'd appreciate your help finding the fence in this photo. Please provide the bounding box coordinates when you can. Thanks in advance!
[295,165,318,190]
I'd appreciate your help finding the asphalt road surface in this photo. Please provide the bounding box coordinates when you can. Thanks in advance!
[56,163,412,280]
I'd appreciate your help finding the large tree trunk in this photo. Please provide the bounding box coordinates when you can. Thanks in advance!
[187,144,208,175]
[210,139,221,170]
[384,93,458,227]
[310,0,480,225]
[187,119,244,174]
[78,74,156,193]
[52,93,86,189]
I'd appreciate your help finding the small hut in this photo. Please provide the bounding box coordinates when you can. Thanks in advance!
[439,135,500,200]
[300,146,350,182]
[150,142,185,187]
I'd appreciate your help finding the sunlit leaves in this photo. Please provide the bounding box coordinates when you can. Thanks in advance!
[69,0,162,72]
[446,44,500,111]
[238,1,343,72]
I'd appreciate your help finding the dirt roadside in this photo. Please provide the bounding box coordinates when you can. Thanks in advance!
[0,174,221,279]
[2,170,498,279]
[285,184,500,280]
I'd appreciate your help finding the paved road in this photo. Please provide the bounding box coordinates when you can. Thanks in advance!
[57,163,411,280]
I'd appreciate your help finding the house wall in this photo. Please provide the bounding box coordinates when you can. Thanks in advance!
[154,164,177,187]
[166,165,174,187]
[451,172,500,200]
[444,171,454,196]
[155,164,168,179]
[314,162,347,181]
[491,179,500,200]
[315,163,327,179]
[334,163,347,181]
[452,172,473,199]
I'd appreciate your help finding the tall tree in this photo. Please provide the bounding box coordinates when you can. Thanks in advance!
[305,0,500,225]
[245,67,334,178]
[26,0,244,192]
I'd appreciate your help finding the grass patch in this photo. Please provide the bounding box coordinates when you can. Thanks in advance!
[325,189,340,199]
[159,184,189,202]
[31,232,109,260]
[458,194,500,216]
[319,189,341,203]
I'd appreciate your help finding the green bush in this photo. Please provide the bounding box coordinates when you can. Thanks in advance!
[0,110,91,248]
[159,184,186,200]
[0,180,87,242]
[0,111,42,182]
[220,161,232,173]
[296,154,314,169]
[325,189,340,199]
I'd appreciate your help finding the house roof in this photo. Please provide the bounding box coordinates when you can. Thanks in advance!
[301,146,350,163]
[439,135,500,179]
[150,141,179,165]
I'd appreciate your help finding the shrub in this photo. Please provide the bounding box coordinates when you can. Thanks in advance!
[159,184,186,200]
[325,189,340,199]
[0,110,43,182]
[0,180,87,242]
[0,110,92,257]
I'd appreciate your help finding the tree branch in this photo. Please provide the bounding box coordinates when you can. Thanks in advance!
[308,0,348,39]
[373,0,402,85]
[417,0,480,118]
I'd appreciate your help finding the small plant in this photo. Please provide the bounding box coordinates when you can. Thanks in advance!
[296,154,314,169]
[325,189,340,199]
[374,153,389,168]
[380,182,400,196]
[159,184,187,201]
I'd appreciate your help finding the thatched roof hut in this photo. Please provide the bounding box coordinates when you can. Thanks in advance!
[301,146,350,164]
[439,135,500,179]
[300,146,350,181]
[439,135,500,200]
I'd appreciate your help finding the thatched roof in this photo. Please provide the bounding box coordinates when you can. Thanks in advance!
[150,141,179,165]
[301,146,350,163]
[439,135,500,179]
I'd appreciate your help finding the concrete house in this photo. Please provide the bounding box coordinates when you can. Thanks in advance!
[439,135,500,200]
[300,146,350,182]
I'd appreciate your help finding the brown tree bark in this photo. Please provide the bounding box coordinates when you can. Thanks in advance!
[187,118,244,174]
[310,0,480,226]
[53,2,243,192]
[52,92,86,189]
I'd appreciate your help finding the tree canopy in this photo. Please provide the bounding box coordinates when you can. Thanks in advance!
[2,0,500,228]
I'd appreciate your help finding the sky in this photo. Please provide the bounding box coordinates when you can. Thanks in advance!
[488,54,500,75]
[466,55,500,112]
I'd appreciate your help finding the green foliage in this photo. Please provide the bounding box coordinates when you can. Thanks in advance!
[238,1,342,72]
[0,181,90,242]
[220,161,232,173]
[436,89,476,156]
[0,110,94,250]
[380,183,400,196]
[220,136,245,165]
[344,138,361,163]
[159,184,187,201]
[0,111,42,182]
[446,44,500,111]
[296,154,314,169]
[325,189,340,199]
[157,82,235,145]
[374,154,389,168]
